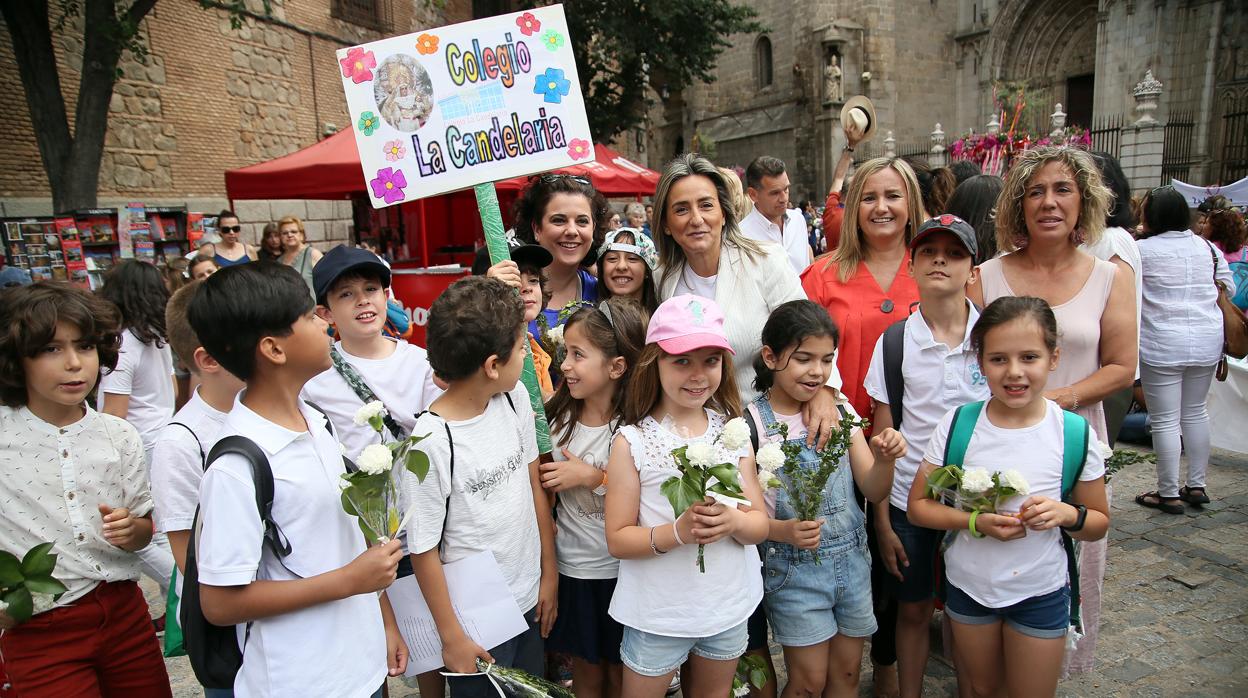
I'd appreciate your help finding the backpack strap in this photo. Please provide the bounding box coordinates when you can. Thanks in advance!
[206,436,291,559]
[167,421,206,470]
[328,346,405,440]
[941,401,984,469]
[746,407,761,453]
[415,410,455,552]
[1059,409,1090,634]
[881,319,907,429]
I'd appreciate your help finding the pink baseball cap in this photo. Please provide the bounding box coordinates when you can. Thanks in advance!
[646,294,735,355]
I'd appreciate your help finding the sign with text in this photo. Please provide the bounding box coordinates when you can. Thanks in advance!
[337,5,593,208]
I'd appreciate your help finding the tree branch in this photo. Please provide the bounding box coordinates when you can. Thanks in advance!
[0,0,73,195]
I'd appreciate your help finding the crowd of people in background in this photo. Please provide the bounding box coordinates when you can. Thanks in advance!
[2,129,1245,698]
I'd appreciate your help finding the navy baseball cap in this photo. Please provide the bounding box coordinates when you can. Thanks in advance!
[313,244,392,304]
[910,214,978,258]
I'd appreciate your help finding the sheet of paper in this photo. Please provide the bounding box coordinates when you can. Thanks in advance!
[386,550,528,676]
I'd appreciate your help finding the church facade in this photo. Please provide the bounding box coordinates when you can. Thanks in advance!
[644,0,1246,203]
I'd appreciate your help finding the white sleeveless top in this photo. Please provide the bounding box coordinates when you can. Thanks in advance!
[608,410,763,638]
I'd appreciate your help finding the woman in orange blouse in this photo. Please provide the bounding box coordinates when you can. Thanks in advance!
[801,157,923,420]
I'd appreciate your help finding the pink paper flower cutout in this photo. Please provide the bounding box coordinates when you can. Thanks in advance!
[516,12,541,36]
[383,140,407,162]
[340,47,376,84]
[567,139,591,160]
[370,167,407,204]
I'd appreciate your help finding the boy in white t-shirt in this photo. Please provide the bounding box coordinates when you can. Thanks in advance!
[302,245,441,460]
[149,281,244,698]
[188,263,407,698]
[862,216,989,698]
[403,276,557,698]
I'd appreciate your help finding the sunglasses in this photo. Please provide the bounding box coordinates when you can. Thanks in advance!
[220,225,242,233]
[539,173,591,187]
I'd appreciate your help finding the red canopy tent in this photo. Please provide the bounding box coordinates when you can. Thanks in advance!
[223,129,658,344]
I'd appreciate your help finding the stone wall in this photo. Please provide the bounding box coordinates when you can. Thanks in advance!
[0,0,471,247]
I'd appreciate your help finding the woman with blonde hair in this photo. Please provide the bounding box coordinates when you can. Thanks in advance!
[968,145,1136,677]
[277,215,323,296]
[717,166,752,221]
[799,156,922,694]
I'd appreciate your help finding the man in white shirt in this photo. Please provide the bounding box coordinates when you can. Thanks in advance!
[739,155,814,273]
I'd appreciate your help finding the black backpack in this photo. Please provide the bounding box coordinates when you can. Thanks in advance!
[180,404,349,689]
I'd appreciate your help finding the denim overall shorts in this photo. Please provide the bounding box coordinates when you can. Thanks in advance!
[754,396,877,646]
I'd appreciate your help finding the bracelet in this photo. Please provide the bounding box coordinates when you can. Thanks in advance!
[671,522,684,546]
[1068,388,1080,411]
[649,527,668,556]
[968,510,986,538]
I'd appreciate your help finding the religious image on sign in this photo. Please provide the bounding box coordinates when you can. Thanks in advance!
[338,4,594,208]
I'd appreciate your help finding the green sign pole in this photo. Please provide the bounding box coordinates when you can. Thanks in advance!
[473,182,552,454]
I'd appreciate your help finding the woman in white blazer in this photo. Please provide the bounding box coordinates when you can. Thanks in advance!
[651,153,845,434]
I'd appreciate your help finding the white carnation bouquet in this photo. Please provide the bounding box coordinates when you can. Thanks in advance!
[925,463,1030,515]
[339,400,432,543]
[659,416,753,572]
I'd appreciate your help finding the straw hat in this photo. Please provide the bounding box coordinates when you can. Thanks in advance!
[840,95,878,143]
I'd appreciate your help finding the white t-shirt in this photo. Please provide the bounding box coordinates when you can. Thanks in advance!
[150,388,228,535]
[863,303,990,510]
[1082,226,1142,378]
[196,397,386,698]
[739,206,811,274]
[674,266,718,300]
[552,421,617,579]
[922,400,1105,608]
[609,410,762,637]
[97,329,174,451]
[404,384,542,612]
[301,339,442,461]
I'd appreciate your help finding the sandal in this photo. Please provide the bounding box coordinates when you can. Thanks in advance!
[1136,491,1184,514]
[1179,486,1210,506]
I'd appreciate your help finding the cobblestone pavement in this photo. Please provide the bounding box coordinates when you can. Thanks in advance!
[156,446,1248,697]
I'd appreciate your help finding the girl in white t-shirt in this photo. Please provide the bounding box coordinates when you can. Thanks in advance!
[748,300,904,698]
[96,260,176,597]
[908,297,1109,698]
[604,295,770,698]
[540,298,647,698]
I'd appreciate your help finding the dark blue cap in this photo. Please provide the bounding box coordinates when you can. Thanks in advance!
[313,244,391,304]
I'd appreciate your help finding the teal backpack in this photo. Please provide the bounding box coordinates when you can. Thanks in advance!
[941,401,1090,633]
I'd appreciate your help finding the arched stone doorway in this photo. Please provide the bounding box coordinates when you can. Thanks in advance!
[988,0,1099,132]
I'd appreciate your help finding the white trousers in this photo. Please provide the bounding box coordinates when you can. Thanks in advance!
[1139,362,1217,498]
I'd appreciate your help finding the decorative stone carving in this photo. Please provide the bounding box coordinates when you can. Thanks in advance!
[1050,103,1067,139]
[1132,70,1163,126]
[824,53,843,104]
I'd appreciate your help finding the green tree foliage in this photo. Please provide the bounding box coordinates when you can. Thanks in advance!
[531,0,763,141]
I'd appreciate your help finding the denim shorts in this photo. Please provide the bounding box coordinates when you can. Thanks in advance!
[619,620,748,677]
[761,529,877,646]
[885,504,943,603]
[944,583,1070,639]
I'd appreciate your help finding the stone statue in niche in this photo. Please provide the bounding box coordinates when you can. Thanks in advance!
[824,52,843,103]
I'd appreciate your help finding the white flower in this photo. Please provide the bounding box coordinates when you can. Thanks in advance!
[357,443,394,475]
[719,417,750,451]
[734,685,751,697]
[353,400,387,427]
[756,442,786,472]
[31,592,57,615]
[0,598,8,614]
[685,442,715,467]
[961,467,993,493]
[547,324,565,346]
[1000,469,1030,496]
